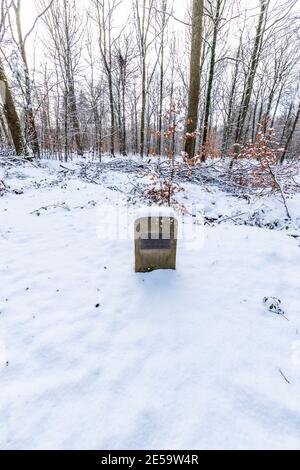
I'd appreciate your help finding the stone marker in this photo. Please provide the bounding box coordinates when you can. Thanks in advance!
[134,211,178,272]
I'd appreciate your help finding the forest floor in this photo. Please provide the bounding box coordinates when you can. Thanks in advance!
[0,156,300,450]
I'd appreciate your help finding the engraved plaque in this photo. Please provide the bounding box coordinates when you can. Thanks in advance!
[140,237,171,250]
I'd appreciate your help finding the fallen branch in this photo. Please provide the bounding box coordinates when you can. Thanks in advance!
[0,155,39,168]
[278,368,291,384]
[30,202,71,215]
[0,178,6,193]
[59,164,76,173]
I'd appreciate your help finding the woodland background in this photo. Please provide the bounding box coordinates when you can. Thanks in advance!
[0,0,299,165]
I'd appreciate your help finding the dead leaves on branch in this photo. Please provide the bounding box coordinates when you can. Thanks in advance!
[228,121,299,197]
[143,160,184,207]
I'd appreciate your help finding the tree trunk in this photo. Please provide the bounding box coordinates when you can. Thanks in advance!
[201,0,222,161]
[271,82,284,128]
[0,58,27,156]
[185,0,204,159]
[280,101,300,163]
[134,84,139,154]
[14,0,40,157]
[0,108,10,143]
[280,84,299,145]
[67,75,83,156]
[157,0,167,156]
[107,72,115,157]
[235,0,269,143]
[251,87,261,142]
[140,58,146,157]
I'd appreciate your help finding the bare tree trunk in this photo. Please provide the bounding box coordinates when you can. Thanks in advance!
[0,108,10,143]
[280,82,299,145]
[140,55,146,157]
[0,58,27,155]
[115,37,131,156]
[108,74,115,157]
[43,0,84,157]
[222,37,242,152]
[157,0,167,156]
[134,85,139,154]
[134,0,155,158]
[67,74,83,156]
[185,0,204,159]
[168,36,176,157]
[201,0,222,160]
[121,79,127,155]
[280,101,300,163]
[13,0,40,157]
[235,0,269,143]
[251,87,261,141]
[271,82,284,128]
[63,1,83,156]
[93,0,116,157]
[64,91,69,161]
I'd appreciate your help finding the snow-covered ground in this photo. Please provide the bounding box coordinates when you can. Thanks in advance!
[0,159,300,450]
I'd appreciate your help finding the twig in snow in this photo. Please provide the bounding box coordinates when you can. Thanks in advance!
[59,164,76,173]
[30,203,71,215]
[218,212,248,223]
[0,155,39,168]
[0,179,6,192]
[278,368,291,384]
[14,156,39,168]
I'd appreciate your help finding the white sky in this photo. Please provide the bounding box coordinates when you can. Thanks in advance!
[13,0,299,70]
[19,0,263,34]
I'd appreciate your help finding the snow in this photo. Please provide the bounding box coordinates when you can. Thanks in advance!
[0,160,300,450]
